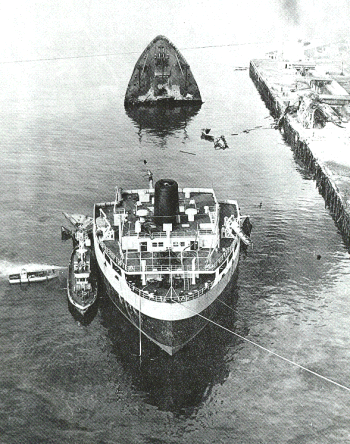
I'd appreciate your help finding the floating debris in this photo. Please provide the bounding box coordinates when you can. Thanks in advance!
[201,128,214,141]
[214,135,229,150]
[232,125,272,135]
[180,150,196,155]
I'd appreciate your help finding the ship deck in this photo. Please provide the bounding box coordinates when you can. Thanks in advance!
[95,187,237,274]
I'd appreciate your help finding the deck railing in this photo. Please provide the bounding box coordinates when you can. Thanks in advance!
[209,242,236,270]
[125,280,213,303]
[123,230,199,238]
[98,238,236,273]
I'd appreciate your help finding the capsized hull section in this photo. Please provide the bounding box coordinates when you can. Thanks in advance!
[125,35,202,106]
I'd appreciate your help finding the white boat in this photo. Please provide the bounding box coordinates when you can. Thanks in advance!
[67,230,98,315]
[9,266,60,284]
[93,178,251,355]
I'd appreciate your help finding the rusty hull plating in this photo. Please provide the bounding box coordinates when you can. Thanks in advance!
[125,35,202,107]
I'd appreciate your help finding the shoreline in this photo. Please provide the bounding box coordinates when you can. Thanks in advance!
[250,58,350,247]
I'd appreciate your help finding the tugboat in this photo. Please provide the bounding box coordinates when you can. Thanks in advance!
[124,35,202,107]
[93,177,251,355]
[67,230,98,315]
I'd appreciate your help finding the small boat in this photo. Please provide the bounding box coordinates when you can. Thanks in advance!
[67,230,98,315]
[9,266,60,284]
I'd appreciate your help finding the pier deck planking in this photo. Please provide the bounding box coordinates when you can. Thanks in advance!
[250,58,350,245]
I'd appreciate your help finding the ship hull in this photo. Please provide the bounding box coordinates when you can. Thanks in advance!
[67,288,97,315]
[67,247,98,316]
[124,35,202,107]
[96,241,240,355]
[66,294,97,316]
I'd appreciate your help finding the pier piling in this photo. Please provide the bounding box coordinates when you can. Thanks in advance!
[249,60,350,246]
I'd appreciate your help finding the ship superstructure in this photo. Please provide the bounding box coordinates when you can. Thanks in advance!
[93,179,251,354]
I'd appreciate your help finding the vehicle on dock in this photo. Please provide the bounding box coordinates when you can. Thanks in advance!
[9,266,60,284]
[67,230,98,315]
[93,177,251,355]
[124,35,202,107]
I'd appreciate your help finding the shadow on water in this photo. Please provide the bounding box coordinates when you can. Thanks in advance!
[99,272,242,417]
[124,104,202,138]
[67,298,99,326]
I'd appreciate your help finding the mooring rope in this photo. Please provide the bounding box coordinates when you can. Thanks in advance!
[179,300,350,393]
[0,40,273,65]
[217,297,239,314]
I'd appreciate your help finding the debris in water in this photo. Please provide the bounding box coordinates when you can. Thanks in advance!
[232,126,271,135]
[201,128,215,141]
[180,150,196,155]
[214,135,229,150]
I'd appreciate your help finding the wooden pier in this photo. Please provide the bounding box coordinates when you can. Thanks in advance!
[250,59,350,246]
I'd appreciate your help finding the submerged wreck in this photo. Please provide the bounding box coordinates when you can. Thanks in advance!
[125,35,202,107]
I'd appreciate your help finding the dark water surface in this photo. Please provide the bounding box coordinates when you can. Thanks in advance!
[1,51,350,443]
